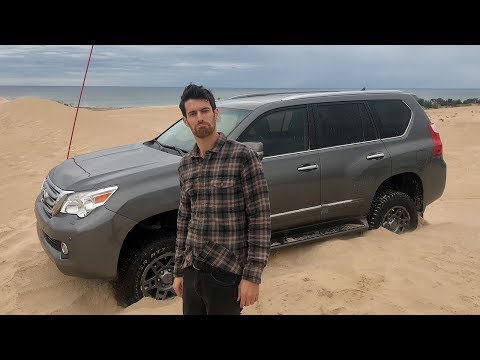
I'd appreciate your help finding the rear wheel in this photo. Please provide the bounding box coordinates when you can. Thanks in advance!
[367,190,418,234]
[114,232,176,306]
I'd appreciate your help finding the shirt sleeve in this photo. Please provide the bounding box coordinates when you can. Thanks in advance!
[173,167,191,278]
[240,147,271,284]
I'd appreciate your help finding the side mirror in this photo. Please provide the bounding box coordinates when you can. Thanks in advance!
[242,142,264,161]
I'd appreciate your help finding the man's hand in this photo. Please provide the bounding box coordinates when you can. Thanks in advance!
[173,277,183,298]
[237,279,259,307]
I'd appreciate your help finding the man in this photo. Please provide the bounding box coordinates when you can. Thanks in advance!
[172,83,271,315]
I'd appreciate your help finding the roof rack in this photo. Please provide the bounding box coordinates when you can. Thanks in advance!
[226,90,333,100]
[282,89,406,101]
[226,89,406,101]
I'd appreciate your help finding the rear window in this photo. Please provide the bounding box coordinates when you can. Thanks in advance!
[367,100,411,138]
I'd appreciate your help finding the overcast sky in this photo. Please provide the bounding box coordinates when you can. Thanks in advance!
[0,45,478,88]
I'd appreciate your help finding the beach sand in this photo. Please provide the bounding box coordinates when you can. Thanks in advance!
[1,97,479,314]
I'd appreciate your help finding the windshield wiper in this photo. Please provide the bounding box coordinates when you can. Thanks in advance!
[153,140,188,156]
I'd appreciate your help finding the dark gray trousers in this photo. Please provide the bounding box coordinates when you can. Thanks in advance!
[182,265,243,315]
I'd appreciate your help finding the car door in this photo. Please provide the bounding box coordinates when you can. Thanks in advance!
[237,105,321,231]
[312,101,392,222]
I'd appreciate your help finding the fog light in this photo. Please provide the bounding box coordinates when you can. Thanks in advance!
[61,242,69,255]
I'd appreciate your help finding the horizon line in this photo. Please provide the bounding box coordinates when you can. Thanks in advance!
[1,85,480,90]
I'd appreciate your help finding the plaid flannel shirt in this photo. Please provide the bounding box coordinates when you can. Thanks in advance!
[173,132,271,284]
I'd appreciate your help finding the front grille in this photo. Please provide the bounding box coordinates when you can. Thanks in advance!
[40,177,63,218]
[44,232,61,251]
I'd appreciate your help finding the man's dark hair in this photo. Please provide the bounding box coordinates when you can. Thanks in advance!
[179,83,217,117]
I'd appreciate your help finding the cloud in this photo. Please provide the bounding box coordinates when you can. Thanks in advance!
[172,61,260,70]
[0,45,479,88]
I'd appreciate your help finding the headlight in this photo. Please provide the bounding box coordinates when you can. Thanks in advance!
[60,186,118,218]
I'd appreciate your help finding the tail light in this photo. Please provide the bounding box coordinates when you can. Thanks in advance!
[428,122,443,156]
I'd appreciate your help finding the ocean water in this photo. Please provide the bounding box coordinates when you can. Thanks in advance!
[0,86,479,108]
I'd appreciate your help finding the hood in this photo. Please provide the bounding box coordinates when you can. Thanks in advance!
[48,158,89,190]
[49,143,181,190]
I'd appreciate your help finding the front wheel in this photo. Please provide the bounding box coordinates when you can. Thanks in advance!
[114,235,176,306]
[367,190,418,234]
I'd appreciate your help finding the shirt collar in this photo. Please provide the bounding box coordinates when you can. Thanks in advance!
[191,132,226,158]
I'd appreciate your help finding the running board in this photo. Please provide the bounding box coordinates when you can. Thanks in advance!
[271,219,368,249]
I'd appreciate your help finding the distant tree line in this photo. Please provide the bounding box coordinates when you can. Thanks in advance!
[56,100,76,107]
[417,97,480,109]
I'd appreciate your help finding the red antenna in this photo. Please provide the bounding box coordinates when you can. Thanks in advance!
[66,45,94,159]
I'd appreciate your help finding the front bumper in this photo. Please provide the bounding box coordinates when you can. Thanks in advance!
[34,194,136,279]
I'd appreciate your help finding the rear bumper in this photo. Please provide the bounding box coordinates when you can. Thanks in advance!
[34,194,136,279]
[422,155,447,209]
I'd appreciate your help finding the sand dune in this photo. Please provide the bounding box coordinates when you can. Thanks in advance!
[1,97,479,314]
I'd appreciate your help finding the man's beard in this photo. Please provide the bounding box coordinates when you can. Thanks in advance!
[193,121,215,138]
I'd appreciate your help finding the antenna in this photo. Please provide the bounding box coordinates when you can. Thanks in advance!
[66,45,94,159]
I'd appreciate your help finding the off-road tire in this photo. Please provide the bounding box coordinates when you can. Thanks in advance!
[367,189,418,234]
[114,232,176,307]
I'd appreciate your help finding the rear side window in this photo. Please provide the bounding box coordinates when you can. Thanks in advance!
[312,102,376,148]
[367,100,411,138]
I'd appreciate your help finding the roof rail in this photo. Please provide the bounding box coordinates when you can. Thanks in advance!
[226,90,330,100]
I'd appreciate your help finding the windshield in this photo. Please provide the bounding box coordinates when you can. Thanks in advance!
[156,107,251,153]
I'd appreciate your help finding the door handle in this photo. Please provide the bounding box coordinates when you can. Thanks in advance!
[297,164,319,171]
[366,153,385,160]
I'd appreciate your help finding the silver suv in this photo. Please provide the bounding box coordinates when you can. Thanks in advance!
[34,90,446,306]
